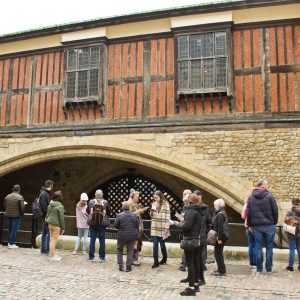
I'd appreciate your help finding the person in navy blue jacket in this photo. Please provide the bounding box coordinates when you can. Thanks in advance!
[114,201,140,272]
[246,179,278,273]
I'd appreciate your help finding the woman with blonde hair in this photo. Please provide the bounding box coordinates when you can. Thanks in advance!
[73,193,89,255]
[150,190,170,268]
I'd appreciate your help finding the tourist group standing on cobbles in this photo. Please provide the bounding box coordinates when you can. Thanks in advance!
[3,178,300,297]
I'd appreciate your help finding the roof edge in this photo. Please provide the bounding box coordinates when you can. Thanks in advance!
[0,0,297,43]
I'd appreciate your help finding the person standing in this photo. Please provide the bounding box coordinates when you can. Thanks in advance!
[247,179,278,273]
[4,185,25,249]
[114,201,140,272]
[242,199,256,269]
[128,189,149,266]
[150,190,170,268]
[193,189,211,285]
[87,189,110,262]
[211,199,229,276]
[39,180,54,255]
[285,197,300,272]
[45,191,65,261]
[178,189,192,272]
[73,193,89,255]
[175,193,207,296]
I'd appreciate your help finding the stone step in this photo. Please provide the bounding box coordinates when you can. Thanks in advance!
[36,235,293,261]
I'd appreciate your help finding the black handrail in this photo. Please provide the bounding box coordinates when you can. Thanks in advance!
[0,212,287,249]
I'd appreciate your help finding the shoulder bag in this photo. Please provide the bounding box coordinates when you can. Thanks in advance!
[180,214,205,251]
[283,216,297,235]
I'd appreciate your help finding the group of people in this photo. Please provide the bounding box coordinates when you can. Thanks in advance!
[3,178,300,296]
[242,179,300,274]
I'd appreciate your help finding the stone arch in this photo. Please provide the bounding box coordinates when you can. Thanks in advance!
[0,135,252,213]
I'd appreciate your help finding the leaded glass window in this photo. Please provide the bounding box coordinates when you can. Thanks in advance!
[177,31,227,93]
[65,46,100,100]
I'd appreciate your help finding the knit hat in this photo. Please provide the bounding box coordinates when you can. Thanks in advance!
[80,193,88,201]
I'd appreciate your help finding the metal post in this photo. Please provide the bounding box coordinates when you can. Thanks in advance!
[31,215,35,248]
[0,212,3,244]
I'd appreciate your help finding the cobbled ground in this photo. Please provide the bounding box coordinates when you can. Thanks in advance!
[0,245,299,299]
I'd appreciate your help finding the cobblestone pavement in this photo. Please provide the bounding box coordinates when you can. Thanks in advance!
[0,245,299,300]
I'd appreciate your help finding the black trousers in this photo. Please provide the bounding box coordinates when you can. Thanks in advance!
[198,245,205,281]
[202,245,207,265]
[214,243,226,274]
[184,246,200,287]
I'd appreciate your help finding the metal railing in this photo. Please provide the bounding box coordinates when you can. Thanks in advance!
[0,212,287,249]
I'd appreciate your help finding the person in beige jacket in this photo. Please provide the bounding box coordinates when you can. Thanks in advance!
[150,190,170,268]
[4,184,25,249]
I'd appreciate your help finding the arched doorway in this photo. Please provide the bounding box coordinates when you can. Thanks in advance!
[93,173,181,218]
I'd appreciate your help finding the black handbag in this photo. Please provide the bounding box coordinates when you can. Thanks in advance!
[180,237,201,250]
[180,214,205,251]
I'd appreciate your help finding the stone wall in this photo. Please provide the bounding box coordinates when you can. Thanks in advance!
[152,128,300,220]
[0,126,299,222]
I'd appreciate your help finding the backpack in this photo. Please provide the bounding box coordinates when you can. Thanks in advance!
[89,200,108,227]
[32,197,43,219]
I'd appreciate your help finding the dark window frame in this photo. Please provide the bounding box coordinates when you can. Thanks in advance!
[63,43,106,105]
[174,25,233,97]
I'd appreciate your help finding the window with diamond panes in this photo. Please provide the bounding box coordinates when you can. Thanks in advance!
[98,174,181,219]
[66,46,100,100]
[177,31,227,93]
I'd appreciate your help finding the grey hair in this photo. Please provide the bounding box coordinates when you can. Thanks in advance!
[256,179,268,187]
[214,198,225,207]
[95,189,103,196]
[121,201,130,210]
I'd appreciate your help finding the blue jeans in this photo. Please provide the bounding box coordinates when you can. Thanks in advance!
[8,217,21,245]
[246,228,256,266]
[74,228,89,252]
[89,226,106,259]
[41,221,50,254]
[287,236,300,268]
[254,225,275,272]
[152,236,166,258]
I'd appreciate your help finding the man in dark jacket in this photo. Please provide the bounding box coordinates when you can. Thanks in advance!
[39,180,54,255]
[246,179,278,273]
[114,201,140,272]
[4,185,25,249]
[87,189,111,262]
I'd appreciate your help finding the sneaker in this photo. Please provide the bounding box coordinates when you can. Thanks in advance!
[119,264,124,271]
[126,266,132,272]
[72,251,77,255]
[199,279,206,286]
[211,271,226,276]
[99,257,106,262]
[82,251,87,255]
[87,257,94,262]
[180,288,196,296]
[180,277,189,283]
[194,285,200,293]
[51,256,62,261]
[286,266,294,272]
[8,244,19,249]
[132,261,141,266]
